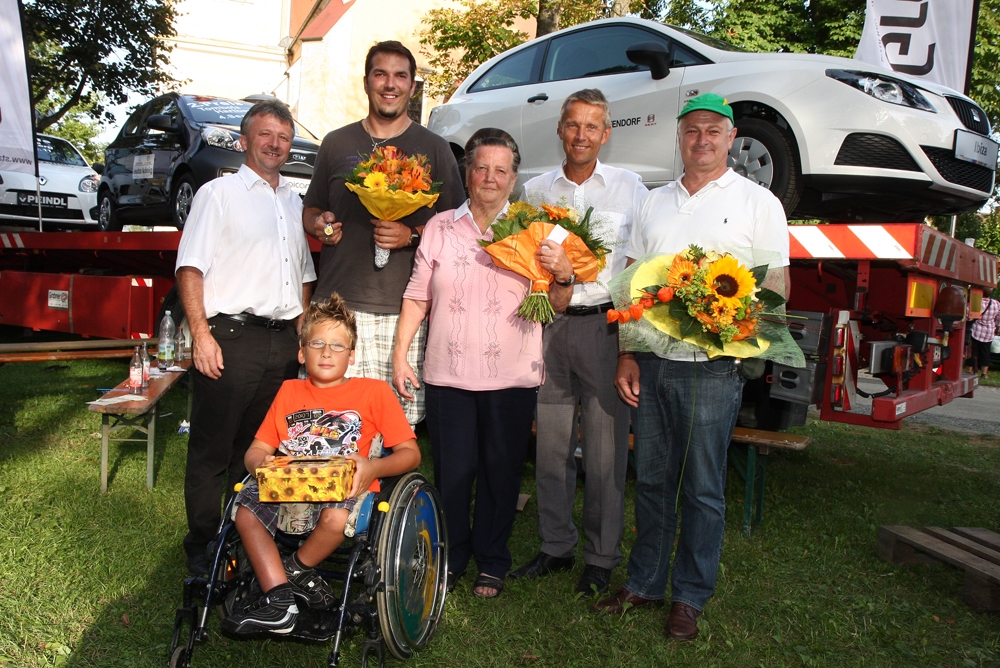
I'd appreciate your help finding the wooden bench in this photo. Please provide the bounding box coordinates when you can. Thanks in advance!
[0,338,157,364]
[88,359,191,492]
[728,427,811,536]
[877,526,1000,611]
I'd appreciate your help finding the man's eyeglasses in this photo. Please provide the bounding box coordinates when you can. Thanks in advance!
[304,339,350,353]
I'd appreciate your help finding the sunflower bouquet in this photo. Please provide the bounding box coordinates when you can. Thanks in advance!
[343,146,443,267]
[479,201,612,324]
[609,244,798,360]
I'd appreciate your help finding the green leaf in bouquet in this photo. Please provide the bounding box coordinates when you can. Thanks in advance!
[757,287,787,309]
[750,264,768,287]
[668,299,689,321]
[705,330,723,350]
[679,314,703,340]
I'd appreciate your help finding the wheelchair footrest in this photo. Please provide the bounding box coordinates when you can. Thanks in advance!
[287,607,344,642]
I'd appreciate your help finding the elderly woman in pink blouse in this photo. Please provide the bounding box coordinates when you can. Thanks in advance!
[392,128,544,599]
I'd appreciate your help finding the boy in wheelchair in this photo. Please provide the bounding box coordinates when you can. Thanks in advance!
[221,293,421,636]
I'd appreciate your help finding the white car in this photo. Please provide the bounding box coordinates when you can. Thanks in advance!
[429,18,997,221]
[0,134,100,227]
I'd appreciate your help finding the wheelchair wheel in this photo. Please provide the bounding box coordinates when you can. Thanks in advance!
[375,472,448,660]
[213,531,259,621]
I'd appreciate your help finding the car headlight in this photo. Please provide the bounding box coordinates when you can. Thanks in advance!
[201,126,244,151]
[826,69,935,112]
[78,175,99,193]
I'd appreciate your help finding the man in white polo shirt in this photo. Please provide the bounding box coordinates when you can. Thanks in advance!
[176,100,316,575]
[592,94,789,641]
[510,89,647,597]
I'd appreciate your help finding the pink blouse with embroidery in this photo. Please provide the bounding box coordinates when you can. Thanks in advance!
[402,202,544,391]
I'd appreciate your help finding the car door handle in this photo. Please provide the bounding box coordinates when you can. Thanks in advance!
[527,94,548,103]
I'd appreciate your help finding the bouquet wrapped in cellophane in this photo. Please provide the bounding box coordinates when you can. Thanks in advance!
[608,244,805,366]
[479,202,612,324]
[344,145,442,267]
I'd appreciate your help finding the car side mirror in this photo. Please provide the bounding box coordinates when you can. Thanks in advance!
[147,114,179,132]
[627,41,671,81]
[92,163,105,175]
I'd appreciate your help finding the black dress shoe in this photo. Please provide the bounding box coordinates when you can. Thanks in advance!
[574,565,611,597]
[508,551,575,579]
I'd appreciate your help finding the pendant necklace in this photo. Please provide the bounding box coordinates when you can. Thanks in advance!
[364,118,410,151]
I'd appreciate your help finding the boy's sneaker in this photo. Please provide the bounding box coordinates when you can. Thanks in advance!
[283,552,337,610]
[221,584,298,635]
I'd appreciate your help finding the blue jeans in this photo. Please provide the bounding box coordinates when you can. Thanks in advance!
[623,354,744,610]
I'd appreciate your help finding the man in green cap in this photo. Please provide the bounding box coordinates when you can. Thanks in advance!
[592,94,790,640]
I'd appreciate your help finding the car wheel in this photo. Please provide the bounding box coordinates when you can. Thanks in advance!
[730,118,802,215]
[97,192,122,232]
[171,174,196,230]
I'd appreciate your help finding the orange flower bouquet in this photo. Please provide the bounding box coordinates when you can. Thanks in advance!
[478,202,611,324]
[610,245,796,359]
[344,145,443,267]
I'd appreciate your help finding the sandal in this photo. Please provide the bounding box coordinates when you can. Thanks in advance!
[473,573,504,598]
[446,570,465,593]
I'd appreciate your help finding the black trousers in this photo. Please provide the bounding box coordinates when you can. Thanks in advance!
[425,382,538,579]
[183,316,300,559]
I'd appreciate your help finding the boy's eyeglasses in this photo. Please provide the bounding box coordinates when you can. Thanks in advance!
[304,340,350,353]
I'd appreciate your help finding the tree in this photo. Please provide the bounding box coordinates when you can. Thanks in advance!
[36,95,105,165]
[419,0,536,100]
[23,0,177,133]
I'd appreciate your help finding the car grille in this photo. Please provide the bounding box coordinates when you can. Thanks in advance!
[286,150,316,168]
[946,97,991,135]
[0,204,84,220]
[921,146,995,193]
[834,133,921,171]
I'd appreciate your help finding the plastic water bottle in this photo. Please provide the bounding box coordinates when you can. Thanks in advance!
[140,342,150,388]
[159,310,176,371]
[175,323,185,362]
[130,346,143,391]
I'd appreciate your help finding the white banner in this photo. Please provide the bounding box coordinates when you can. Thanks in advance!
[0,0,34,176]
[854,0,978,94]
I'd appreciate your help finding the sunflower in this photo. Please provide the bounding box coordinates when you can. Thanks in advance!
[666,256,697,288]
[704,255,755,310]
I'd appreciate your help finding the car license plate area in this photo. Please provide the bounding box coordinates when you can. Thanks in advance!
[285,176,310,197]
[15,191,69,208]
[954,129,999,170]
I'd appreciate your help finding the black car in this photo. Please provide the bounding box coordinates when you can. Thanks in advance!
[97,93,320,231]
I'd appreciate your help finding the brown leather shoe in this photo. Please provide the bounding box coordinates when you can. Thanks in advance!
[666,602,701,640]
[591,587,661,614]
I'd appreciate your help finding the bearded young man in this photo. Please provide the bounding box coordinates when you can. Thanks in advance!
[302,41,464,425]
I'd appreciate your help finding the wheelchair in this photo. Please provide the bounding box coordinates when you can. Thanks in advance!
[168,471,448,668]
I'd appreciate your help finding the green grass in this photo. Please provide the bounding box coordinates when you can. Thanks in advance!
[1,358,1000,667]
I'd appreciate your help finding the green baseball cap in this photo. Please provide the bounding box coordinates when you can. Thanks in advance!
[677,93,734,123]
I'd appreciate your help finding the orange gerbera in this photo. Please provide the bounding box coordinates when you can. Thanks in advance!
[710,301,734,327]
[667,257,697,288]
[540,203,569,220]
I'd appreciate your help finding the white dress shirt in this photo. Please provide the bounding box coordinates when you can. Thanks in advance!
[176,164,316,320]
[521,160,648,307]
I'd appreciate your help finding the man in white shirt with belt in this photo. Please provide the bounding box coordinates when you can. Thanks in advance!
[510,89,647,597]
[176,100,317,575]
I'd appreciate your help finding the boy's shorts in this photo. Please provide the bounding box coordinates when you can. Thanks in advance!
[234,480,358,536]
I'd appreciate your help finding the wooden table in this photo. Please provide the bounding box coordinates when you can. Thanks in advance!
[88,359,191,492]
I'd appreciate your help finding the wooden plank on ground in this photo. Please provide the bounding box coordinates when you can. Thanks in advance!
[877,525,1000,585]
[923,527,1000,567]
[952,527,1000,553]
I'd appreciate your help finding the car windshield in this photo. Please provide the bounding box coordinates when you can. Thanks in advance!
[181,96,319,140]
[666,24,746,53]
[36,136,88,166]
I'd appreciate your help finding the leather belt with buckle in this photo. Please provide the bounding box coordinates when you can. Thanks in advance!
[564,302,615,317]
[217,313,294,331]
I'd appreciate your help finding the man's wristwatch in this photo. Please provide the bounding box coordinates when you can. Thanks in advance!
[408,231,421,248]
[555,273,577,287]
